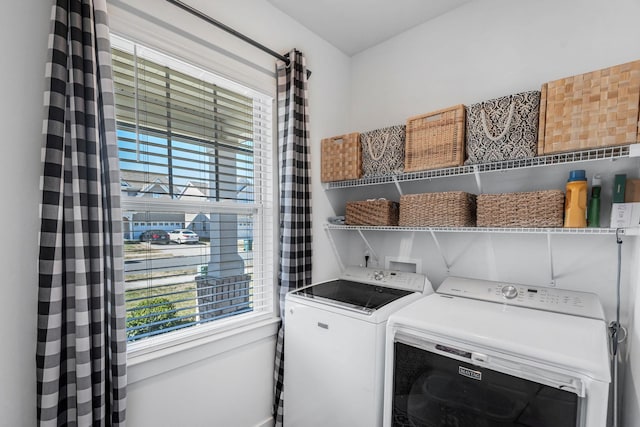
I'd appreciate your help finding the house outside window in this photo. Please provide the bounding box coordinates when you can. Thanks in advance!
[111,35,274,345]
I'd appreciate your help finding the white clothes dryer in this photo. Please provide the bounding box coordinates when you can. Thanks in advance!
[383,276,611,427]
[283,266,433,427]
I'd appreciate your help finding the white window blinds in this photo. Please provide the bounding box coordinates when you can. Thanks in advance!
[111,36,274,343]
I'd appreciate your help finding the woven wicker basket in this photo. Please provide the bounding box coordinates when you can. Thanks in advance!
[476,190,565,228]
[321,132,362,182]
[404,105,466,172]
[345,200,399,226]
[399,192,476,227]
[538,60,640,155]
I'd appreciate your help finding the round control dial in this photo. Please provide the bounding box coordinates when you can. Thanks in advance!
[501,285,518,299]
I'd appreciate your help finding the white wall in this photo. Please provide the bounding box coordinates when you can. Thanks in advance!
[349,0,640,130]
[346,0,640,425]
[346,0,640,302]
[127,333,277,427]
[0,2,50,426]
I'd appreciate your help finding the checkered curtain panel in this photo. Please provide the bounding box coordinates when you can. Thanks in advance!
[273,50,312,426]
[37,1,127,425]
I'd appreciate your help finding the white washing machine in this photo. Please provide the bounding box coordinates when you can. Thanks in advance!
[283,266,433,427]
[383,276,611,427]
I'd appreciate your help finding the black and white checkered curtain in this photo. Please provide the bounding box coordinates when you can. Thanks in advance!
[273,50,312,426]
[37,1,126,425]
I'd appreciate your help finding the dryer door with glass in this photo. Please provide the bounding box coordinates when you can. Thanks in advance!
[391,340,582,427]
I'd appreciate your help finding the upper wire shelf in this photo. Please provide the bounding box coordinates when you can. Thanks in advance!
[324,145,635,189]
[324,224,625,235]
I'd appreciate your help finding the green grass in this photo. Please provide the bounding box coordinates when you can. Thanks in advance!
[125,268,197,282]
[123,241,166,260]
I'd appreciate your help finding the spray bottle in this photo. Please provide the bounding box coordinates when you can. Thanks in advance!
[587,174,602,228]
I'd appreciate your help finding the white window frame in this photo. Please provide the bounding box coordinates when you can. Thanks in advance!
[111,34,278,362]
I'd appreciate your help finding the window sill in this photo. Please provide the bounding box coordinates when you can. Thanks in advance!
[127,315,280,384]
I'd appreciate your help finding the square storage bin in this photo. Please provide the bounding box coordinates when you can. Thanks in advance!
[345,199,399,226]
[361,125,406,177]
[538,60,640,155]
[404,105,466,172]
[399,191,476,227]
[476,190,565,228]
[321,132,361,182]
[465,91,541,164]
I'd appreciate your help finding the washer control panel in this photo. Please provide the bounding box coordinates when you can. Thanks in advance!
[437,276,605,320]
[501,285,518,299]
[340,266,433,294]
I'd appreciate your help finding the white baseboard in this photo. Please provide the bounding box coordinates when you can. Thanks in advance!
[254,417,274,427]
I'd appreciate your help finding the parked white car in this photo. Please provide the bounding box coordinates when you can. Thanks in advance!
[169,229,199,244]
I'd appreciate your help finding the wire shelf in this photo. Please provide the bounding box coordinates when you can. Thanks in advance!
[324,223,625,235]
[325,145,634,189]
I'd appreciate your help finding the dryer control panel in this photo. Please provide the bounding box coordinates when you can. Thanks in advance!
[340,266,433,294]
[437,276,605,320]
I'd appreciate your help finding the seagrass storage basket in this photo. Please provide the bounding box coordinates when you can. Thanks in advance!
[345,199,399,226]
[399,191,476,227]
[404,105,466,172]
[538,60,640,155]
[476,190,565,228]
[321,132,362,182]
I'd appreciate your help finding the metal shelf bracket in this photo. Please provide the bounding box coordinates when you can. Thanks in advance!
[392,176,404,197]
[546,232,556,287]
[324,226,345,273]
[473,164,483,194]
[428,229,451,272]
[357,229,379,264]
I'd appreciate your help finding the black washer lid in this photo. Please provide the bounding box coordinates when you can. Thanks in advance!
[290,279,413,313]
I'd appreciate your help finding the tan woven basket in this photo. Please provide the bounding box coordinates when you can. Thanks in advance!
[538,60,640,155]
[321,132,362,182]
[476,190,565,228]
[345,200,399,226]
[399,192,476,227]
[404,105,466,172]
